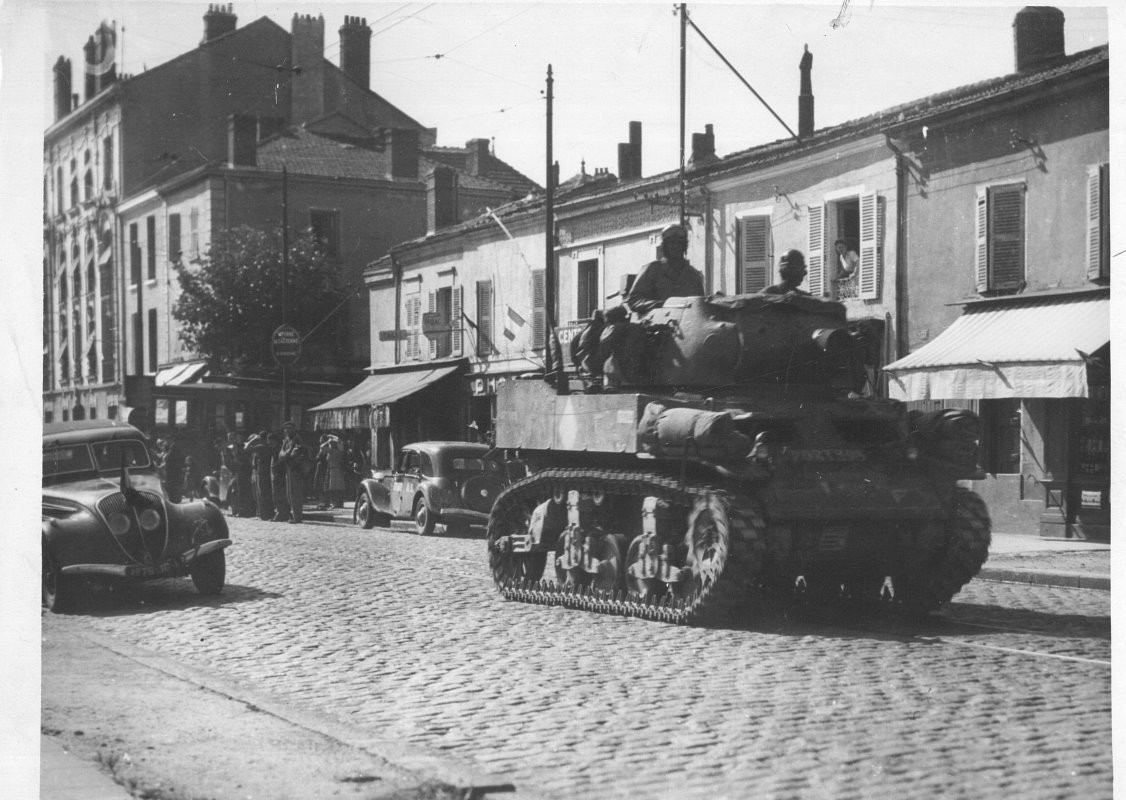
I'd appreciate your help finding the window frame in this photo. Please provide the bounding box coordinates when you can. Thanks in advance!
[309,208,342,259]
[975,182,1026,293]
[736,213,772,294]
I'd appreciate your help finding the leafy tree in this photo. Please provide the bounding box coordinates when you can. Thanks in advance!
[173,225,349,375]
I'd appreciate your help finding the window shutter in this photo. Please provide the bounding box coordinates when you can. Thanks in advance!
[531,269,546,350]
[476,280,493,357]
[858,192,880,299]
[406,295,419,359]
[1086,164,1108,281]
[427,291,437,359]
[974,191,988,292]
[989,184,1024,290]
[451,285,463,355]
[739,216,770,293]
[807,204,825,296]
[168,214,181,263]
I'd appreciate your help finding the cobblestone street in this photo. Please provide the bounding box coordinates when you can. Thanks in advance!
[45,516,1112,800]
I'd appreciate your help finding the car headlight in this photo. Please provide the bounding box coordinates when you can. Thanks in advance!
[138,508,162,531]
[107,512,131,537]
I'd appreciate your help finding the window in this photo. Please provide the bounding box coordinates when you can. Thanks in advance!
[83,149,93,200]
[737,216,771,293]
[168,213,181,263]
[129,223,141,285]
[975,184,1025,293]
[56,167,63,214]
[310,209,340,258]
[69,158,77,207]
[133,311,143,374]
[146,216,156,280]
[405,293,422,360]
[427,285,462,358]
[1087,163,1109,282]
[576,259,599,320]
[476,280,494,357]
[103,135,113,191]
[531,269,546,350]
[148,308,158,372]
[807,193,881,299]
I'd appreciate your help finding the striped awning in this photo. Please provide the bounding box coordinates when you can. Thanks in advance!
[155,360,209,387]
[884,293,1108,400]
[307,365,461,429]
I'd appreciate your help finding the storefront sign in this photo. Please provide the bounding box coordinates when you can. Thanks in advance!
[1081,490,1102,509]
[378,329,410,341]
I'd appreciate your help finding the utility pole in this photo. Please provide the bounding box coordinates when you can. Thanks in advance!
[281,165,290,422]
[545,64,563,392]
[678,3,687,226]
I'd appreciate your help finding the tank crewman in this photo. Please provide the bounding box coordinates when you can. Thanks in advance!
[764,249,810,295]
[624,223,705,314]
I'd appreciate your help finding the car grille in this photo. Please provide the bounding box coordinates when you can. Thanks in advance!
[97,491,169,566]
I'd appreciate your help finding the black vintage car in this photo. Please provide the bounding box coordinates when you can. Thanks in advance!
[41,420,231,612]
[354,441,507,535]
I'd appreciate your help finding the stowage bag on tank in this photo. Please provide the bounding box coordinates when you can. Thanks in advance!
[638,403,751,460]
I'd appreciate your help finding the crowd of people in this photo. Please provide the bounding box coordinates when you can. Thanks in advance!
[154,425,370,525]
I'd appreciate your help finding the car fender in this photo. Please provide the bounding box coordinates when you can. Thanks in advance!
[358,476,393,515]
[417,481,444,514]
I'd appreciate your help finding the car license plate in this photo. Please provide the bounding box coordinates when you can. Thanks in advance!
[129,560,180,578]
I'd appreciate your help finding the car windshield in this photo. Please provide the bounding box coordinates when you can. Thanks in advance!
[43,439,152,481]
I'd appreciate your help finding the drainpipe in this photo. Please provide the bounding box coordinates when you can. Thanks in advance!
[391,251,402,365]
[892,151,909,399]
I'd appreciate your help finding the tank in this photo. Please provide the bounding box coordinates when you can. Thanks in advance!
[486,293,991,624]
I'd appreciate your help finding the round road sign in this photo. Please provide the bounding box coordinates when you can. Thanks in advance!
[272,324,302,366]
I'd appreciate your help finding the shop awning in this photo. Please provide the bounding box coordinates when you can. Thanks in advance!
[155,360,209,387]
[884,293,1108,401]
[307,364,461,429]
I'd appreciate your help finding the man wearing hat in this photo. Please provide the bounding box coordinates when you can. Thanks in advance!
[624,223,705,315]
[278,421,309,523]
[765,249,810,295]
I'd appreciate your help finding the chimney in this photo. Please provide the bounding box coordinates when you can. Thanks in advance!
[202,4,237,44]
[83,35,97,101]
[1013,6,1066,72]
[388,128,419,178]
[257,116,285,141]
[339,16,372,90]
[617,143,633,181]
[689,124,716,166]
[798,44,814,138]
[90,21,118,94]
[629,121,642,179]
[465,138,490,176]
[53,56,72,120]
[227,114,257,167]
[291,14,325,125]
[427,166,459,233]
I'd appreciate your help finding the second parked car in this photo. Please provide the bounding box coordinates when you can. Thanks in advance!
[354,442,506,535]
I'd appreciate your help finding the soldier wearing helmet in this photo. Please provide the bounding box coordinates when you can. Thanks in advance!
[623,223,705,314]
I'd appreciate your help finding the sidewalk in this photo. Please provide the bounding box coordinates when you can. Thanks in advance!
[981,531,1111,590]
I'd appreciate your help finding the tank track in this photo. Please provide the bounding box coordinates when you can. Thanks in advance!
[487,468,764,625]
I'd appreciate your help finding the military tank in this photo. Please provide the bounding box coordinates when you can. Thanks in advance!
[486,292,991,625]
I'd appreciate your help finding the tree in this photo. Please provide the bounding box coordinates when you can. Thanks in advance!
[173,225,349,375]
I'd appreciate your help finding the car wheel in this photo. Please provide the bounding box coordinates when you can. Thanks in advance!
[356,492,379,529]
[190,550,226,596]
[414,500,436,536]
[42,544,75,613]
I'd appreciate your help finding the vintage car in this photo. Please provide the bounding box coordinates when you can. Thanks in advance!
[354,441,506,535]
[41,420,232,612]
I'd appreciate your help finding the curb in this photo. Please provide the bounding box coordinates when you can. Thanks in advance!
[71,626,530,800]
[977,567,1110,591]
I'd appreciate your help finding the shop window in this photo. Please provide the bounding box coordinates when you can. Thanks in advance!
[1086,163,1109,282]
[576,259,599,320]
[476,280,494,357]
[310,209,340,258]
[737,215,771,293]
[980,399,1021,474]
[975,183,1025,293]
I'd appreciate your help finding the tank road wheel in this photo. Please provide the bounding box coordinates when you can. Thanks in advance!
[414,500,436,536]
[488,497,547,588]
[676,493,731,619]
[42,543,76,613]
[190,549,226,596]
[625,535,660,602]
[898,488,991,615]
[555,530,626,592]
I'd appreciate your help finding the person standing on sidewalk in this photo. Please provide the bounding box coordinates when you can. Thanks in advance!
[279,422,310,523]
[246,432,275,521]
[268,432,290,522]
[322,434,347,510]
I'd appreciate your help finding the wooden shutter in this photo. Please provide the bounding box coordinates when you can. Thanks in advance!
[974,190,988,292]
[807,204,825,296]
[531,269,546,350]
[989,184,1024,290]
[857,192,880,299]
[427,291,437,358]
[1087,164,1108,281]
[739,216,770,293]
[476,280,493,356]
[451,285,463,355]
[168,214,181,262]
[406,295,420,360]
